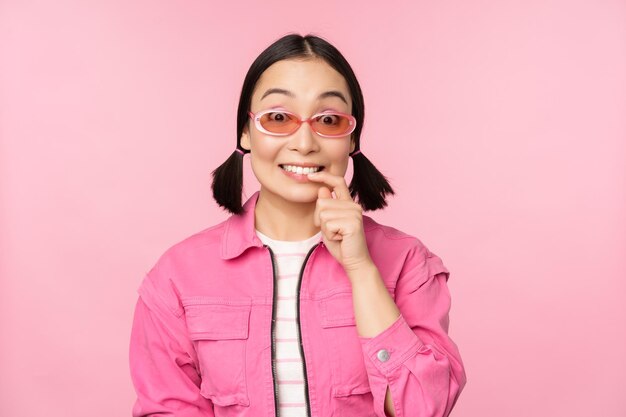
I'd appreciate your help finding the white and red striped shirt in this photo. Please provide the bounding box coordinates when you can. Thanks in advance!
[255,229,322,417]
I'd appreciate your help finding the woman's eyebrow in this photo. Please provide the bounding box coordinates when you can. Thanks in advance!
[260,88,348,104]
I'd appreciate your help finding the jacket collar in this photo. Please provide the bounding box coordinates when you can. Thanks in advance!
[220,190,264,260]
[220,189,377,260]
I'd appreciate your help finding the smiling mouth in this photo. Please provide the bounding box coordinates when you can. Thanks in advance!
[279,164,326,174]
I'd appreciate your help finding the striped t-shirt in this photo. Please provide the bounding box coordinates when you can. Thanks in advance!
[255,228,322,417]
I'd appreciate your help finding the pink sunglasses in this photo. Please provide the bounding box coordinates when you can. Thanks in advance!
[248,108,356,138]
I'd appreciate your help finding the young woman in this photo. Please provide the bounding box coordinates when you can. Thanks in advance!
[129,33,467,417]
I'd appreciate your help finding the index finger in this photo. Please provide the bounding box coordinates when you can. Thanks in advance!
[306,170,352,201]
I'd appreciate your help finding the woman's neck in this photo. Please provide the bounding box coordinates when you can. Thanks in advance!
[254,188,321,241]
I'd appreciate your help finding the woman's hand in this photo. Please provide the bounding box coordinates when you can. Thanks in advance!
[306,170,374,274]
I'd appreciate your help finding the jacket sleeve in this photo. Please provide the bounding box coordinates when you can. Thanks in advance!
[358,243,467,417]
[129,259,215,416]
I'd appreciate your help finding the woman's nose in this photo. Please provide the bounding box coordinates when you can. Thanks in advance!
[288,120,319,153]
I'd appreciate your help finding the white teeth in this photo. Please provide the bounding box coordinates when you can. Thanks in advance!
[281,165,322,174]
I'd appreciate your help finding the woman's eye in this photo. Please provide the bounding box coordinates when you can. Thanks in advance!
[268,112,290,122]
[317,114,339,125]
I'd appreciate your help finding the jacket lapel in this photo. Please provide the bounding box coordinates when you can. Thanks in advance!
[220,190,264,260]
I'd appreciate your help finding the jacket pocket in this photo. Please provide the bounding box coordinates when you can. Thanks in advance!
[182,298,251,407]
[318,288,372,398]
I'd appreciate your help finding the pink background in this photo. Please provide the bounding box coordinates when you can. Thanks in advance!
[1,1,625,416]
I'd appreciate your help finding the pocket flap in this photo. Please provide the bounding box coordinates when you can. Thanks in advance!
[320,294,355,328]
[184,303,251,340]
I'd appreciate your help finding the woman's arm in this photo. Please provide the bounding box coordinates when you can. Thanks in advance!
[129,266,215,416]
[347,244,467,417]
[349,262,401,416]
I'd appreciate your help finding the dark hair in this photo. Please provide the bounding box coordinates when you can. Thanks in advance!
[211,32,395,215]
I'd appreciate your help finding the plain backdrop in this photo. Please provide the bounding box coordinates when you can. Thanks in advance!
[1,1,625,416]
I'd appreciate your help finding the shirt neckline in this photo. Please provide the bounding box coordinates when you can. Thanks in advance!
[255,229,322,246]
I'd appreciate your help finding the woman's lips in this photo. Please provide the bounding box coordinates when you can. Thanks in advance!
[279,165,324,182]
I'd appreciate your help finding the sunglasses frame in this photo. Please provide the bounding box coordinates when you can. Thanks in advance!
[247,108,357,138]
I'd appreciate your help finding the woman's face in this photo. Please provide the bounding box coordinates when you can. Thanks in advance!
[240,58,355,205]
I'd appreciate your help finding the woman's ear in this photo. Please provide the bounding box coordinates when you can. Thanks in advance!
[350,137,356,153]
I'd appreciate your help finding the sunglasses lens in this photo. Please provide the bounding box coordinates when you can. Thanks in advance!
[312,113,353,136]
[257,111,354,136]
[259,112,299,135]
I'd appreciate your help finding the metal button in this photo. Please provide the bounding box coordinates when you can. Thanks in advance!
[377,349,390,362]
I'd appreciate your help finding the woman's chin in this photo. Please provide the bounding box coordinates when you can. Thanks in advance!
[261,186,320,204]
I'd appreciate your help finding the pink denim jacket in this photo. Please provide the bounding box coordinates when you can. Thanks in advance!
[129,190,467,416]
